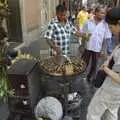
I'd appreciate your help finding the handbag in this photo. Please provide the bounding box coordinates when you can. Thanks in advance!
[92,57,114,88]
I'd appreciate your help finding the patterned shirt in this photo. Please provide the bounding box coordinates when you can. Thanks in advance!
[44,16,75,55]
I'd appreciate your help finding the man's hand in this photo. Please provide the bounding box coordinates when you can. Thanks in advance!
[46,39,62,55]
[82,33,91,41]
[73,31,91,41]
[54,47,62,55]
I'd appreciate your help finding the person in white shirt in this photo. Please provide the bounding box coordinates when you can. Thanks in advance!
[82,7,111,83]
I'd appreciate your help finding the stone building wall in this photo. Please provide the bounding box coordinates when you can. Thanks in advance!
[18,0,59,47]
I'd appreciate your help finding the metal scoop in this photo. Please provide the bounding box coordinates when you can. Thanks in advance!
[54,55,71,65]
[62,55,71,63]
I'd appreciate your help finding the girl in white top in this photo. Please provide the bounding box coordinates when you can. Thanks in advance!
[87,6,120,120]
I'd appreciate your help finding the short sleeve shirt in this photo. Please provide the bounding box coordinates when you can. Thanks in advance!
[44,16,75,55]
[84,20,112,52]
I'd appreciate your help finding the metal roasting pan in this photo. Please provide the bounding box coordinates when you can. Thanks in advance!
[39,56,86,77]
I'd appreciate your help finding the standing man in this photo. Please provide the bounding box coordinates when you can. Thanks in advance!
[44,4,82,56]
[82,7,111,83]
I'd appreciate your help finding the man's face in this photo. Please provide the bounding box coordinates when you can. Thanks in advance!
[95,9,105,20]
[56,11,67,21]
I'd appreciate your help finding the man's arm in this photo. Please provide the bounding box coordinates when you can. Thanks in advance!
[73,30,86,38]
[44,22,61,55]
[72,21,91,40]
[101,22,112,56]
[72,24,88,38]
[46,39,61,55]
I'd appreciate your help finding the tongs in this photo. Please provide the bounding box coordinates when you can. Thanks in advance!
[62,55,71,63]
